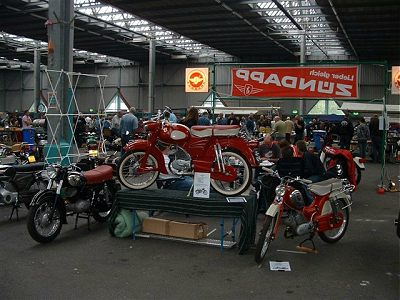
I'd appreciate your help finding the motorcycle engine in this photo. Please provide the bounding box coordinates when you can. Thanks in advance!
[0,182,18,205]
[66,200,90,213]
[283,211,312,236]
[167,146,192,174]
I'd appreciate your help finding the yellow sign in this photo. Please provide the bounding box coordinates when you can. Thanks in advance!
[392,66,400,95]
[185,68,209,93]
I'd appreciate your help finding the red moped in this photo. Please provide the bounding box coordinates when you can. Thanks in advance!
[117,121,258,196]
[320,145,365,187]
[255,168,354,264]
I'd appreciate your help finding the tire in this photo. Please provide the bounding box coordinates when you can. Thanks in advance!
[92,182,117,223]
[27,195,62,243]
[356,165,362,186]
[117,151,159,190]
[210,150,252,196]
[318,198,349,243]
[255,215,277,264]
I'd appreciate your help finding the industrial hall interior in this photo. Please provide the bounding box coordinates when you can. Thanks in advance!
[0,0,399,299]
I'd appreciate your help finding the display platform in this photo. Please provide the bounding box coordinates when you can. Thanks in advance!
[108,189,257,254]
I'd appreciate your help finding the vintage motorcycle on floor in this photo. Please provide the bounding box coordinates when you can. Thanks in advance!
[27,164,120,243]
[117,121,258,196]
[0,162,48,220]
[255,168,354,264]
[320,145,365,187]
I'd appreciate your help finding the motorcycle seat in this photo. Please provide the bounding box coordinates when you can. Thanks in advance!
[84,165,113,185]
[213,125,240,136]
[309,178,343,196]
[12,162,46,173]
[191,125,240,138]
[190,126,213,137]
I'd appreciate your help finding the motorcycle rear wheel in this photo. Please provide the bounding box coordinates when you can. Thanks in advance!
[255,215,277,264]
[318,198,349,243]
[27,196,62,243]
[117,151,159,190]
[210,150,252,196]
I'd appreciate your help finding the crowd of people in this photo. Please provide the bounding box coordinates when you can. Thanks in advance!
[0,106,385,163]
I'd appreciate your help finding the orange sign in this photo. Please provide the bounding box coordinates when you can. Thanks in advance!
[185,68,209,93]
[392,66,400,95]
[231,66,359,99]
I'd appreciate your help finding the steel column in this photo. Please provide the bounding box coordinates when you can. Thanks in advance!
[47,0,74,162]
[299,32,306,115]
[33,49,41,113]
[148,38,156,114]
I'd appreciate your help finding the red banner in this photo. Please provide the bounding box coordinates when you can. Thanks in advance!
[231,66,358,99]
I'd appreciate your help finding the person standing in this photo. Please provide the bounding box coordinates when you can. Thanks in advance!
[273,116,286,142]
[164,106,177,123]
[338,114,354,150]
[356,117,370,159]
[284,116,294,143]
[228,112,240,125]
[369,114,382,163]
[245,113,255,134]
[216,113,227,125]
[198,111,211,125]
[180,107,199,128]
[22,110,32,128]
[111,111,124,137]
[294,115,305,142]
[119,107,138,156]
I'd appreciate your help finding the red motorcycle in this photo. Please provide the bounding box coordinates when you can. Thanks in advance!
[117,121,258,196]
[320,146,365,187]
[255,168,354,264]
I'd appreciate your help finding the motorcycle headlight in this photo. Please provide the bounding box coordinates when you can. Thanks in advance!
[46,166,57,179]
[67,172,84,187]
[289,190,305,209]
[275,185,286,197]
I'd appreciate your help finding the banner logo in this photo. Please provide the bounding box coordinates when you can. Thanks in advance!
[186,68,208,93]
[231,66,359,99]
[392,66,400,94]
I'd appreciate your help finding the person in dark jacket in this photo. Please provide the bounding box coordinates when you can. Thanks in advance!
[180,107,199,128]
[369,114,382,163]
[296,140,325,182]
[338,115,354,150]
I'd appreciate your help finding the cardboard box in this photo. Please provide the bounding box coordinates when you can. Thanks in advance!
[168,221,208,240]
[142,218,208,240]
[142,217,170,236]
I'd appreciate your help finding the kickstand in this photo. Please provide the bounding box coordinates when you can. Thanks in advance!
[9,199,20,221]
[296,235,319,254]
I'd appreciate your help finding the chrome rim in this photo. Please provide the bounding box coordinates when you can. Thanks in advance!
[33,202,60,238]
[260,217,275,258]
[120,152,158,188]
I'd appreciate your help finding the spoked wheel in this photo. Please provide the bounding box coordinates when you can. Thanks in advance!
[255,215,277,264]
[117,151,159,190]
[27,196,62,243]
[210,150,252,196]
[92,183,116,223]
[318,198,350,243]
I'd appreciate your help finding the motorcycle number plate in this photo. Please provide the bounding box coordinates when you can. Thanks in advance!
[28,155,36,163]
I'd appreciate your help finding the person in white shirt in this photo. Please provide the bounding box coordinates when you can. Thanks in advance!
[22,110,32,128]
[111,111,124,137]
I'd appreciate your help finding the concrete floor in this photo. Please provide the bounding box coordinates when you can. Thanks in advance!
[0,163,399,300]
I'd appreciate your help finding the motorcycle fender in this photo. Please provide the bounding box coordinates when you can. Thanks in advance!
[218,139,257,167]
[30,190,67,224]
[353,157,365,169]
[266,203,280,217]
[123,140,168,174]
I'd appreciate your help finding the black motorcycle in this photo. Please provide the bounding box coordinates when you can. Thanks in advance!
[0,162,47,220]
[27,164,120,243]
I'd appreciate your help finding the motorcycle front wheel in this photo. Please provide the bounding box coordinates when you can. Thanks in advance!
[92,182,118,223]
[255,215,277,264]
[27,196,62,243]
[318,198,349,243]
[210,150,252,196]
[117,151,159,190]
